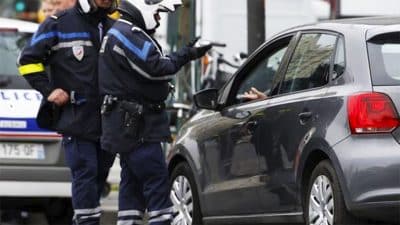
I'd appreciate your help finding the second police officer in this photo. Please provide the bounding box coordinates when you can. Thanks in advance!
[98,0,211,224]
[18,0,118,224]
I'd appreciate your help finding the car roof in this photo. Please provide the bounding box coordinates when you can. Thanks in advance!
[275,16,400,38]
[327,16,400,26]
[0,17,38,33]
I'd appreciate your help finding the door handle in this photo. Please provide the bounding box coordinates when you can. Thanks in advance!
[246,120,258,132]
[298,111,313,124]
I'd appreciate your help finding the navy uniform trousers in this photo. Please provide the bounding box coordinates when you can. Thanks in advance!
[63,136,115,225]
[117,143,173,225]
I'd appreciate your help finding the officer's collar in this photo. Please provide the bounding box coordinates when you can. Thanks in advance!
[120,14,156,35]
[74,4,108,24]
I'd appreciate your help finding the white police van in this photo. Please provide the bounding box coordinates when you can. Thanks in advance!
[0,17,72,224]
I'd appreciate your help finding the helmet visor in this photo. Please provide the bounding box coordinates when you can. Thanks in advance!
[158,0,182,12]
[145,0,163,4]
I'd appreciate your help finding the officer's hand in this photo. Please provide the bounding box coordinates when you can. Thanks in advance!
[47,88,69,106]
[187,37,201,47]
[188,44,212,60]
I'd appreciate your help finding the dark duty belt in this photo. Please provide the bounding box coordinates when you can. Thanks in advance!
[102,94,165,112]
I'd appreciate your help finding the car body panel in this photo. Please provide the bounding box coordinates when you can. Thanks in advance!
[168,17,400,224]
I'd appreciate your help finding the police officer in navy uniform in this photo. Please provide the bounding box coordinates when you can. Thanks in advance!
[18,0,117,224]
[98,0,211,224]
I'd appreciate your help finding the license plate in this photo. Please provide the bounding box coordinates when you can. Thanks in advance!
[0,143,45,160]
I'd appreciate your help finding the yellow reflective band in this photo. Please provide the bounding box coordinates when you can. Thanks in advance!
[18,63,45,76]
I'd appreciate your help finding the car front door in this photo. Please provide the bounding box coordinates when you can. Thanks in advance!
[200,34,297,216]
[254,32,340,213]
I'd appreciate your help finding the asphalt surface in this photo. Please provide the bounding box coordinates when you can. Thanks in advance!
[0,192,118,225]
[0,192,396,225]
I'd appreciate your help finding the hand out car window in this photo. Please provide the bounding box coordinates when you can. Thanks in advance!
[279,33,337,94]
[234,38,291,104]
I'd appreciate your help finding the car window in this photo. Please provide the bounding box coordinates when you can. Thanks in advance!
[368,32,400,85]
[279,33,337,94]
[0,31,31,76]
[230,36,293,105]
[236,46,287,100]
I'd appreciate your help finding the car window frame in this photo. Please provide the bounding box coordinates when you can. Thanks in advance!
[272,30,347,97]
[331,35,347,80]
[275,30,341,96]
[218,32,300,109]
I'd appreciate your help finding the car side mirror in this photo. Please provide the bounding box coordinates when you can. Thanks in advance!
[194,89,219,110]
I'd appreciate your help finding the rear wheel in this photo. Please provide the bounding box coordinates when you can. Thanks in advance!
[170,162,202,225]
[305,160,361,225]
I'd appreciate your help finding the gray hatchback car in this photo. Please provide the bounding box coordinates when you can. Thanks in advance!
[167,17,400,225]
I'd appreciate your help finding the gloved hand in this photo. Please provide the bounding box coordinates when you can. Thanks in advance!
[186,37,212,60]
[188,44,212,60]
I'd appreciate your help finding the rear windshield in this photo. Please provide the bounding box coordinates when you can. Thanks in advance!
[367,32,400,85]
[0,31,31,76]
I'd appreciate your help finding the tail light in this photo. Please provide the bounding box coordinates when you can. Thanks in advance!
[347,92,399,134]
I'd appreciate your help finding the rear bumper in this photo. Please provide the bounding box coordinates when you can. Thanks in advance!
[0,166,71,197]
[0,166,71,182]
[0,181,71,197]
[333,134,400,222]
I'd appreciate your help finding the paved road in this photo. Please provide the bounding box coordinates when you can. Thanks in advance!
[0,192,118,225]
[0,211,118,225]
[0,192,395,225]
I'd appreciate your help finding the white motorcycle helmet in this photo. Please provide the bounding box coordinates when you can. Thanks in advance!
[119,0,183,31]
[78,0,118,13]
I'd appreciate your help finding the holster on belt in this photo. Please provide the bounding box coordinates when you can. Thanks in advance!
[101,95,149,153]
[120,100,143,140]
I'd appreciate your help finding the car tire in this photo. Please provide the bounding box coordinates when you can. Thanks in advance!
[170,162,202,225]
[305,160,361,225]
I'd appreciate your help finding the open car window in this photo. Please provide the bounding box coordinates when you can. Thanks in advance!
[226,36,294,105]
[236,46,287,99]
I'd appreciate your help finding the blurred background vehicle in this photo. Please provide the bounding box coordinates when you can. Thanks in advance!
[0,17,72,225]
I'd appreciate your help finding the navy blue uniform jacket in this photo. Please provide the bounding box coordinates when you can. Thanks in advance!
[98,19,192,145]
[18,7,114,141]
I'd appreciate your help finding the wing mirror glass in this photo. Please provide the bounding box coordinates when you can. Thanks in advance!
[194,88,219,110]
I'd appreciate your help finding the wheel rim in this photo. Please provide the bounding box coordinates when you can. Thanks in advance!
[309,175,334,225]
[170,175,193,225]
